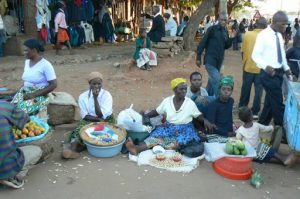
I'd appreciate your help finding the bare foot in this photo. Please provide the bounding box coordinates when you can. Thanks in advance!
[62,143,80,159]
[284,154,298,167]
[125,137,138,155]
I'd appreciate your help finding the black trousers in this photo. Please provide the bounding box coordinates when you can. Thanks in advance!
[258,69,284,126]
[239,71,263,115]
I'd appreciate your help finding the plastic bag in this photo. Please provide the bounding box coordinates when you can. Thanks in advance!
[117,104,148,132]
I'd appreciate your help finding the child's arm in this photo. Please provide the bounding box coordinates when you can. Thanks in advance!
[257,123,274,135]
[235,128,243,140]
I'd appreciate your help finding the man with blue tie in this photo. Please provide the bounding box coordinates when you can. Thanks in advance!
[252,11,293,127]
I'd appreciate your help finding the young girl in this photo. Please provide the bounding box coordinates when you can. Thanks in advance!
[134,28,157,71]
[236,106,297,166]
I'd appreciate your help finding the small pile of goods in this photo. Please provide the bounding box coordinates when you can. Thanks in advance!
[80,122,127,157]
[13,119,48,142]
[225,139,248,156]
[150,146,185,168]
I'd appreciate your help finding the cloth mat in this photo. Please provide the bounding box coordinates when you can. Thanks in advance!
[129,150,205,173]
[204,142,257,162]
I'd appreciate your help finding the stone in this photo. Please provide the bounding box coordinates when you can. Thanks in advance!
[152,42,174,49]
[161,36,183,42]
[48,104,75,126]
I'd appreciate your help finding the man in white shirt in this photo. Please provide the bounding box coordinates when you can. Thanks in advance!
[164,10,177,36]
[252,11,293,127]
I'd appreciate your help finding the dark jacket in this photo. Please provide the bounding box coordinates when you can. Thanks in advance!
[197,24,233,70]
[286,47,300,78]
[148,15,165,42]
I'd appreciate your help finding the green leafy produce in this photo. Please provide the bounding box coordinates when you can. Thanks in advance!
[225,142,234,154]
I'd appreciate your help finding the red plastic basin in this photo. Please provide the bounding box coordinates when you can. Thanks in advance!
[212,157,253,180]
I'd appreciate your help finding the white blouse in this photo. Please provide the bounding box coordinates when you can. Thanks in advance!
[78,89,113,120]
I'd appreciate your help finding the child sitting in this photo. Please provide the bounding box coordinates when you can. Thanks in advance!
[133,28,157,71]
[205,76,235,142]
[236,106,297,166]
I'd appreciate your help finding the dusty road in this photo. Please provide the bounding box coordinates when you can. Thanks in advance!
[0,43,299,199]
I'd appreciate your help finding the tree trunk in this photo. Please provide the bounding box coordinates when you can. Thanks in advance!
[183,0,219,51]
[219,0,228,15]
[23,0,37,37]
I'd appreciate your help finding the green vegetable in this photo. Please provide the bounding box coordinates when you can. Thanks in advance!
[225,143,234,154]
[241,148,248,156]
[233,146,240,155]
[236,140,245,150]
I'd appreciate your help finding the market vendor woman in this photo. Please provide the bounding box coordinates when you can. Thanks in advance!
[62,72,114,159]
[12,39,57,118]
[0,101,42,189]
[125,78,214,155]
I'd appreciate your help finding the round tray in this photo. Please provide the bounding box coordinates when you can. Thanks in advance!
[80,122,127,147]
[212,157,253,180]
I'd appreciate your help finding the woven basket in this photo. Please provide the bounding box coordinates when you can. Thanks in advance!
[80,122,127,146]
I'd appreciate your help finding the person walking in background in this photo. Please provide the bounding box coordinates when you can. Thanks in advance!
[54,1,72,55]
[252,11,293,129]
[196,12,236,97]
[177,15,189,36]
[239,17,268,119]
[284,23,292,49]
[204,15,213,33]
[239,18,247,41]
[286,36,300,79]
[231,19,239,50]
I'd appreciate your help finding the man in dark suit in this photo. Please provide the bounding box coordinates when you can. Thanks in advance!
[148,5,165,42]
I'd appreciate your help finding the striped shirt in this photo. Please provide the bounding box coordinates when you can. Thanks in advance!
[0,101,29,180]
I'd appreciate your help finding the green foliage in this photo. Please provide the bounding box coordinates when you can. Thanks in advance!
[179,0,203,7]
[232,0,254,12]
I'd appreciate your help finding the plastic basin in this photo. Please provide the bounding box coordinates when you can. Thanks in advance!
[84,138,126,158]
[212,157,253,180]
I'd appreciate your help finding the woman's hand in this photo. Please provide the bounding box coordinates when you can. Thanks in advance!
[203,119,217,133]
[92,88,100,98]
[23,93,36,100]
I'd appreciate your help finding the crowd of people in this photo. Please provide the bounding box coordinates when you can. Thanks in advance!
[1,8,300,189]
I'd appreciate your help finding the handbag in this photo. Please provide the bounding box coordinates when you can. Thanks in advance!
[177,141,204,158]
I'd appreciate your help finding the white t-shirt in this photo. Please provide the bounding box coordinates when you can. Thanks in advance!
[78,89,113,120]
[236,122,273,148]
[156,96,201,125]
[22,58,56,88]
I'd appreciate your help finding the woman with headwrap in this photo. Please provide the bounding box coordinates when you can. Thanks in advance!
[205,76,235,143]
[12,39,57,119]
[125,78,214,156]
[62,72,114,159]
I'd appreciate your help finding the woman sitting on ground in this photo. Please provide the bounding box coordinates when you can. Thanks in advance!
[12,39,57,118]
[205,76,235,143]
[134,28,157,71]
[125,78,213,155]
[62,72,114,159]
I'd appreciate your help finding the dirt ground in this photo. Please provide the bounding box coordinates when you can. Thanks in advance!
[0,42,299,199]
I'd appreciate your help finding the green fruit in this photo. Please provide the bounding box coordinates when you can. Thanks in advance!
[241,148,248,156]
[233,146,240,155]
[225,143,234,154]
[236,140,245,150]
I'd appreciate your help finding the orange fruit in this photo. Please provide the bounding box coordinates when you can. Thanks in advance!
[22,128,29,135]
[20,134,27,139]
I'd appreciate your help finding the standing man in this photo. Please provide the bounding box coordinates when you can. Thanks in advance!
[196,12,236,96]
[239,17,268,119]
[239,18,247,41]
[252,11,293,127]
[147,5,165,42]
